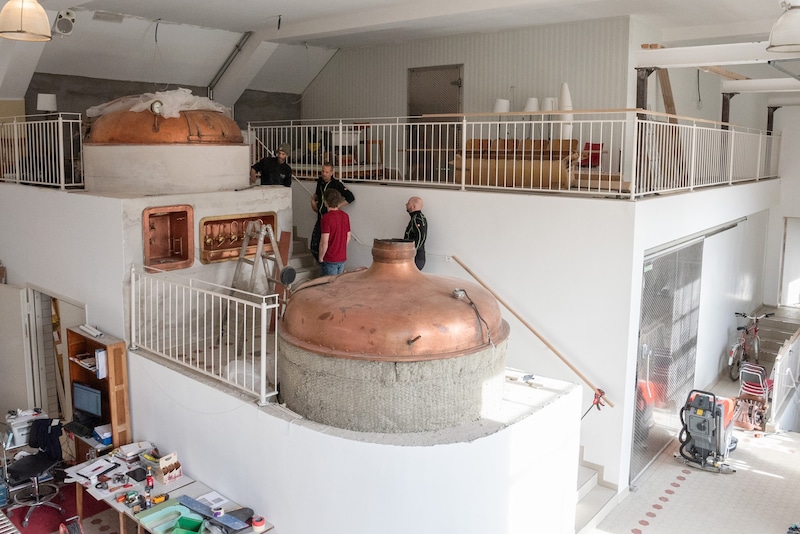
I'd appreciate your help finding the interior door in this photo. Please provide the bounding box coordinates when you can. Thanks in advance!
[0,283,35,416]
[407,65,462,181]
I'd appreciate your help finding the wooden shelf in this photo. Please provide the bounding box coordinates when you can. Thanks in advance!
[66,327,131,450]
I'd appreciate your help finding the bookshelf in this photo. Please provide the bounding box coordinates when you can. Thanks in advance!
[66,327,130,459]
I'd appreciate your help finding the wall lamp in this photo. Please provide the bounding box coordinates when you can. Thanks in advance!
[0,0,51,42]
[768,0,800,52]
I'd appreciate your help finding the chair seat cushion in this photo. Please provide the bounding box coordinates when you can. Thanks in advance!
[7,452,59,483]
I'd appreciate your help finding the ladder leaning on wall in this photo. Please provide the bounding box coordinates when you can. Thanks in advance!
[231,220,296,297]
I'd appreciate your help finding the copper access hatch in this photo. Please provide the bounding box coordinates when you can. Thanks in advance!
[142,205,194,271]
[199,212,277,264]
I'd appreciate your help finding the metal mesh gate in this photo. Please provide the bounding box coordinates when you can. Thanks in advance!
[630,240,703,484]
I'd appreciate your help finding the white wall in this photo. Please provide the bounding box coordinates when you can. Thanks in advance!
[128,353,582,534]
[289,178,778,489]
[0,186,126,332]
[0,161,781,495]
[765,106,800,306]
[302,17,631,118]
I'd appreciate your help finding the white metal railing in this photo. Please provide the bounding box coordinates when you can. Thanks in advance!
[0,113,83,189]
[129,265,280,405]
[771,331,800,428]
[0,110,778,198]
[249,109,780,199]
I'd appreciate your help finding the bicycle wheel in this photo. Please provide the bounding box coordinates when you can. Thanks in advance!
[752,335,760,364]
[728,344,743,381]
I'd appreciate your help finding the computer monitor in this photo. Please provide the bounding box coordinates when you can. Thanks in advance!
[73,382,102,418]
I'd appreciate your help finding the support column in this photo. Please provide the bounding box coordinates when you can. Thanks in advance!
[721,92,738,129]
[636,67,656,113]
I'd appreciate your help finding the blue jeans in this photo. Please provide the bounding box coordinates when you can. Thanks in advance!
[321,261,345,276]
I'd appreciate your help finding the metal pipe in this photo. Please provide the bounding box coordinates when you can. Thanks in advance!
[208,31,253,93]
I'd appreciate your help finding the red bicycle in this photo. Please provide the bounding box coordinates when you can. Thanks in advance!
[728,311,773,380]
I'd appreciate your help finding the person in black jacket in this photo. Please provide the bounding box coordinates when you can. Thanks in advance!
[404,196,427,270]
[250,143,292,186]
[310,162,355,262]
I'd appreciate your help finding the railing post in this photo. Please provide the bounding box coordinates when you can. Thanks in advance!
[688,122,697,191]
[10,119,21,183]
[130,265,138,350]
[336,120,344,178]
[258,298,268,406]
[755,131,763,181]
[460,116,467,191]
[57,114,66,190]
[628,113,638,200]
[727,130,736,185]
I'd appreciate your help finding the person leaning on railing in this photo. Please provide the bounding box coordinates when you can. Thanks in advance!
[250,142,292,186]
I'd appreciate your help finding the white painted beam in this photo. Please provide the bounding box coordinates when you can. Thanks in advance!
[768,95,800,106]
[634,41,800,68]
[721,77,800,93]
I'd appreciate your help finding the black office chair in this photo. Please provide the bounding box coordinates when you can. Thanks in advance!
[6,418,65,527]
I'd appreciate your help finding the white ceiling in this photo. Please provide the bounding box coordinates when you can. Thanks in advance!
[49,0,783,48]
[18,0,796,100]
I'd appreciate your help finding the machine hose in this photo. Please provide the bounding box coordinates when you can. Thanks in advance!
[677,405,697,463]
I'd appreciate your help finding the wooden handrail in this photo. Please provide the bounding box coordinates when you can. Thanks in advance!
[452,255,614,408]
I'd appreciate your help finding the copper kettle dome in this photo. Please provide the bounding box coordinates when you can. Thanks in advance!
[281,239,509,361]
[86,108,243,145]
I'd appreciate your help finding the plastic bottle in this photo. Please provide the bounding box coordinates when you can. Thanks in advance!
[145,466,154,491]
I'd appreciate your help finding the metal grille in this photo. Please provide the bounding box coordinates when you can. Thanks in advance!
[630,240,703,484]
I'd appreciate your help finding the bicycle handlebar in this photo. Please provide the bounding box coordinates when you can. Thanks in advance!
[734,312,775,320]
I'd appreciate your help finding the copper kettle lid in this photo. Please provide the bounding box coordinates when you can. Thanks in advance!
[281,239,509,361]
[86,109,244,145]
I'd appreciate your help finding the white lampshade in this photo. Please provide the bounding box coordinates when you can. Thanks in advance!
[0,0,52,42]
[541,97,557,112]
[37,93,57,112]
[768,1,800,52]
[523,97,540,112]
[493,98,510,113]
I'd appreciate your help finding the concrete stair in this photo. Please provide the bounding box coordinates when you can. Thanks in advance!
[575,462,616,534]
[753,305,800,363]
[289,228,320,285]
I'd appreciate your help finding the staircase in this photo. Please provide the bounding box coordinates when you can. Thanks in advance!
[575,457,616,533]
[289,228,320,285]
[754,305,800,363]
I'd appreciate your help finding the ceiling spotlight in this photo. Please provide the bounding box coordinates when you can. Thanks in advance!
[768,0,800,52]
[0,0,52,42]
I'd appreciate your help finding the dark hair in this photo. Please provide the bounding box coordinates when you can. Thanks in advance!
[324,189,344,208]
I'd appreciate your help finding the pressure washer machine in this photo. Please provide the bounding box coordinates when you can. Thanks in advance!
[674,389,737,474]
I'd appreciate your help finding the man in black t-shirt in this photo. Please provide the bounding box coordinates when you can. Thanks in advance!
[310,162,355,262]
[250,143,292,186]
[404,196,427,270]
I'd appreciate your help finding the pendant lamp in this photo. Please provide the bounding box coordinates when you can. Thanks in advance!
[0,0,52,42]
[768,0,800,52]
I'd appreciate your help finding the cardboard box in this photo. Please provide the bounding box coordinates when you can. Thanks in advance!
[155,451,182,485]
[93,424,112,446]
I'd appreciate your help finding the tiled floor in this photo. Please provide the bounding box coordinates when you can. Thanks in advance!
[593,377,800,534]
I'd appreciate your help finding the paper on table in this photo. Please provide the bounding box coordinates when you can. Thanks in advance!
[197,490,229,508]
[77,458,116,478]
[119,441,152,459]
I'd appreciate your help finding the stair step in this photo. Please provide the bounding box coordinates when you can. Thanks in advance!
[289,253,319,270]
[575,484,616,534]
[577,465,598,501]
